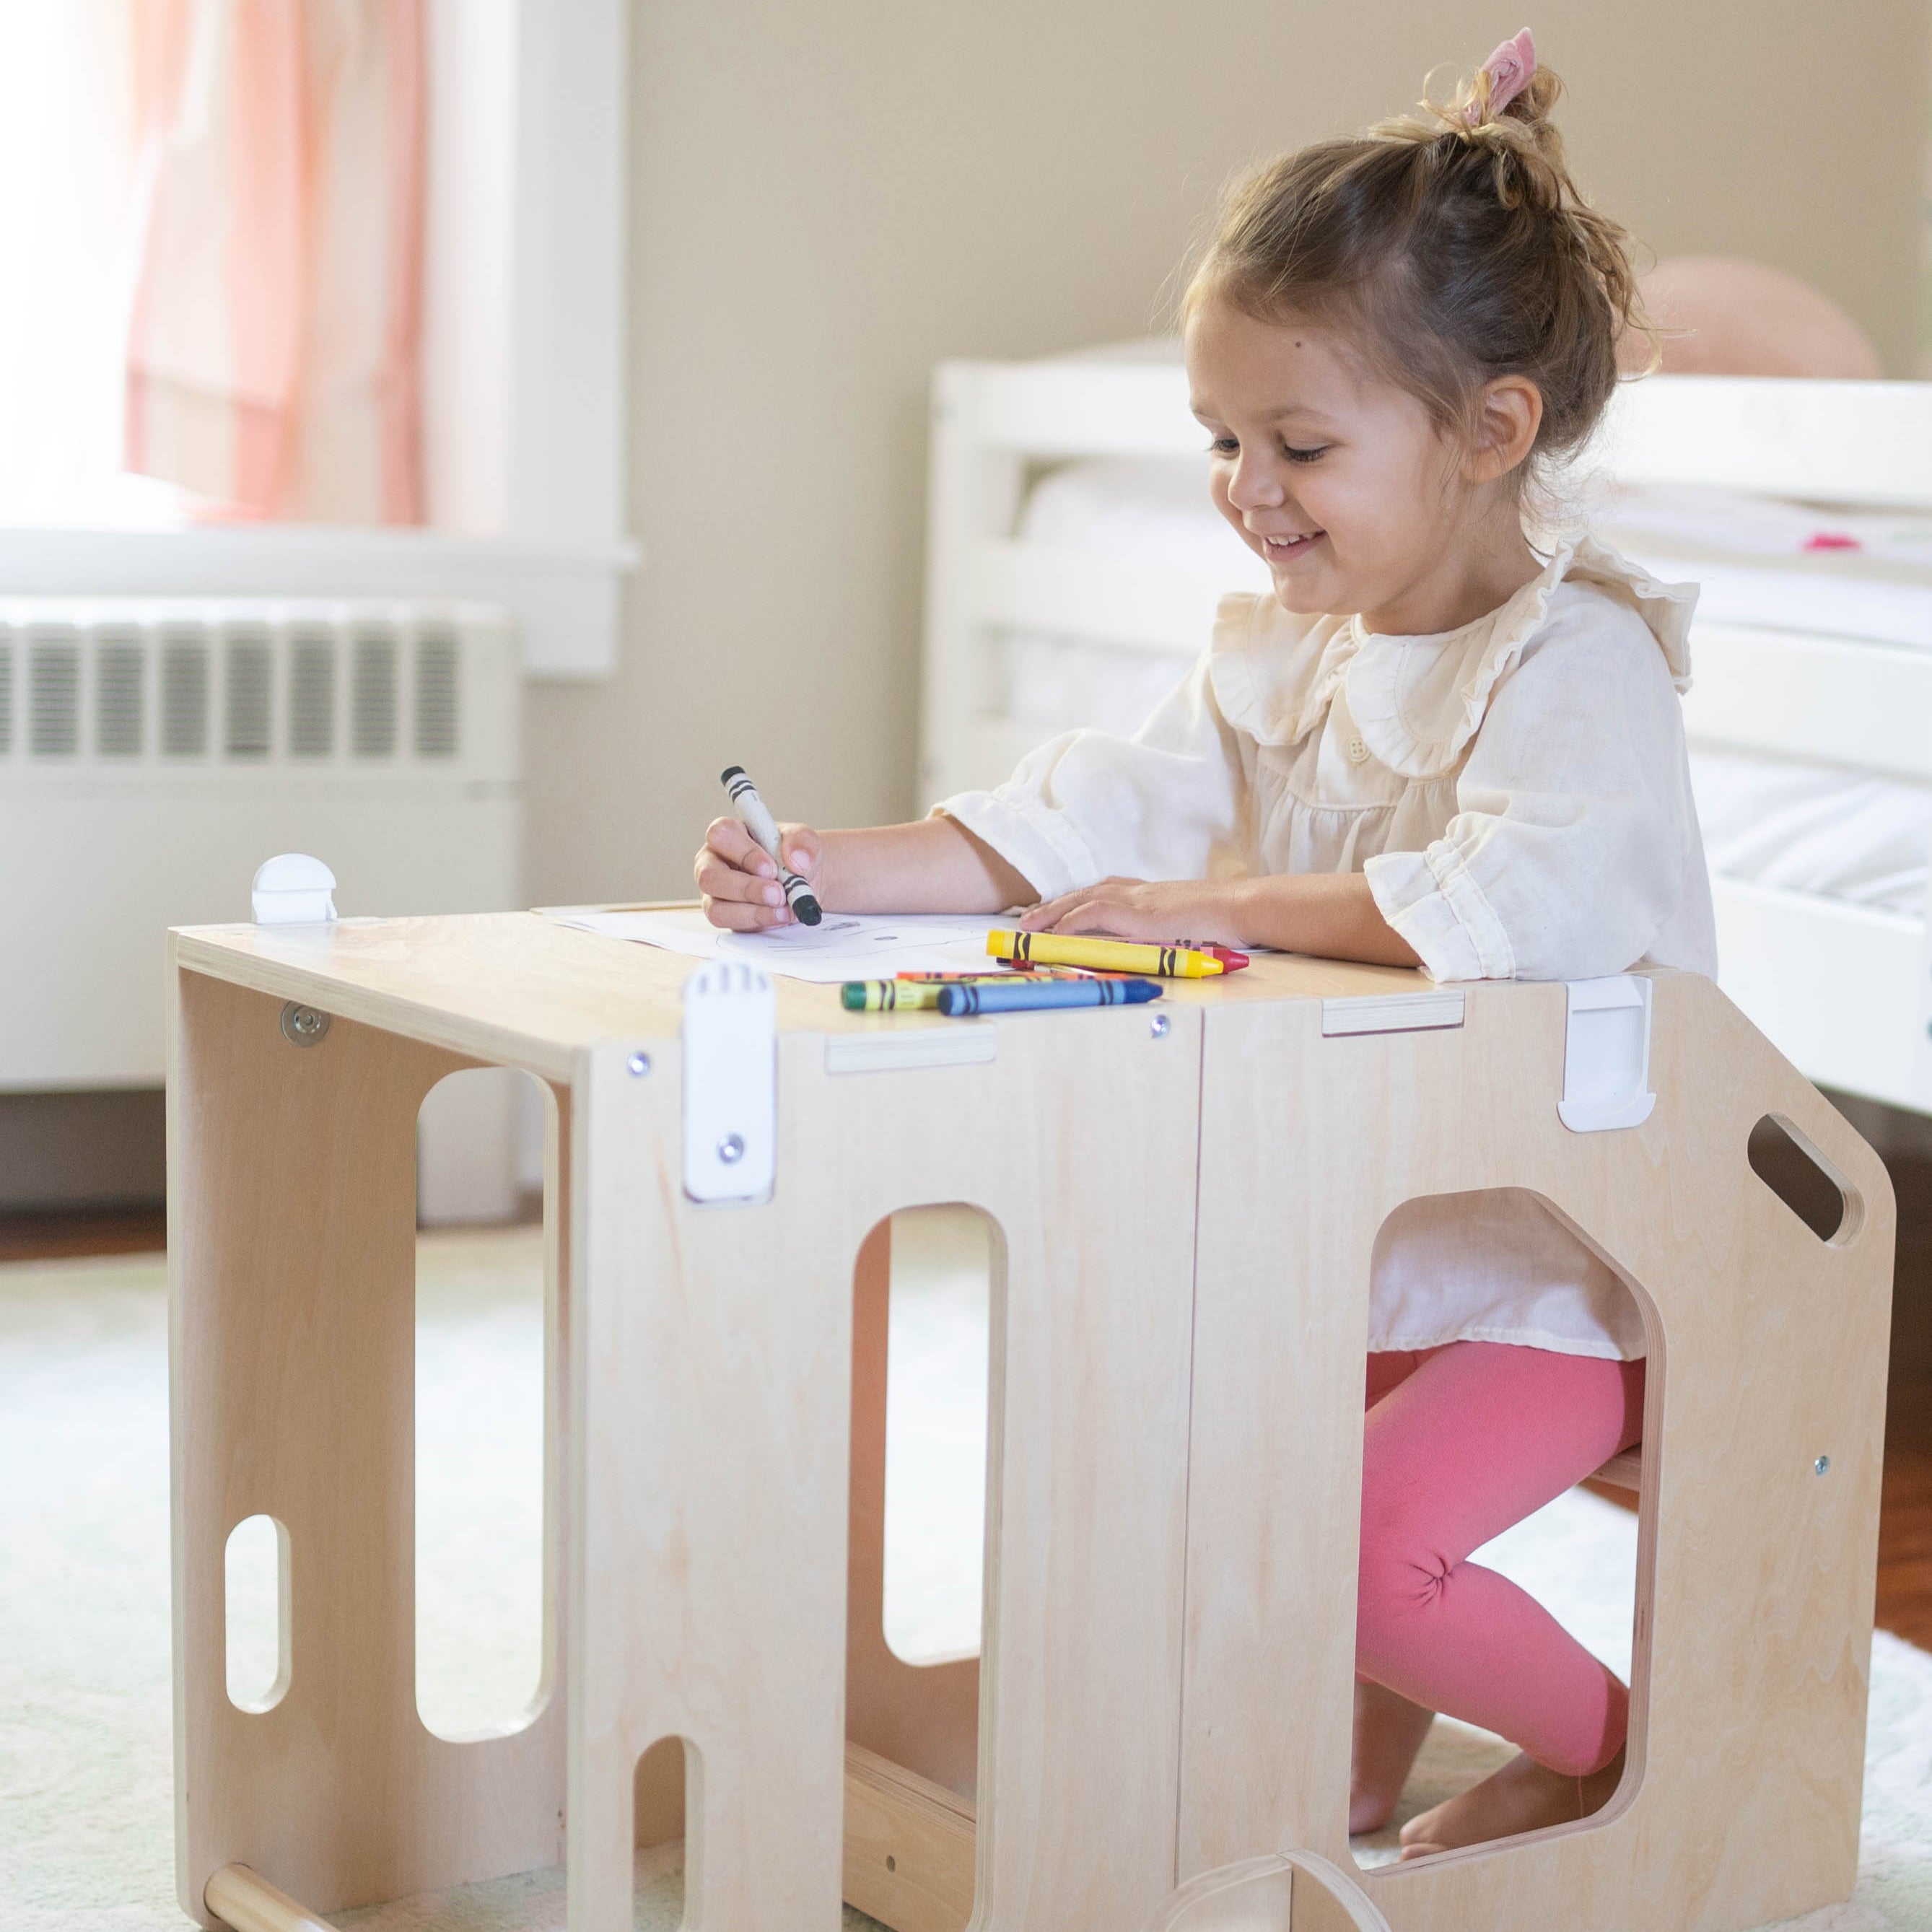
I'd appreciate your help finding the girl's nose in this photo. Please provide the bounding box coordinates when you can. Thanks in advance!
[1227,452,1285,512]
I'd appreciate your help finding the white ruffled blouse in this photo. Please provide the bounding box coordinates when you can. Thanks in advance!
[940,536,1718,1360]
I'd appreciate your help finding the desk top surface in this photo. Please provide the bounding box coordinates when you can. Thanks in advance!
[172,909,1439,1080]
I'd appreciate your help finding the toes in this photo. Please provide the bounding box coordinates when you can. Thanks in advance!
[1397,1804,1441,1843]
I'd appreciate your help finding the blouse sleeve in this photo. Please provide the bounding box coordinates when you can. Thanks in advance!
[1363,602,1699,982]
[935,654,1249,901]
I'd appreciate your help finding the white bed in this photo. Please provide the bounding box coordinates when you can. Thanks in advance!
[920,351,1932,1115]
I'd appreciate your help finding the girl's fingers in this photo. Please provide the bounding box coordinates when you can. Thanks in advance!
[705,816,776,878]
[1019,892,1074,931]
[701,893,794,932]
[1022,876,1145,931]
[695,851,787,907]
[777,823,822,880]
[1049,904,1110,933]
[1033,896,1088,931]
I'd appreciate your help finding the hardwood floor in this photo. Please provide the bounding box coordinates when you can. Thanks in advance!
[0,1204,166,1262]
[1877,1146,1932,1647]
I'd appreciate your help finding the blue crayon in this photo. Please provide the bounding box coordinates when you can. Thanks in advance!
[936,977,1163,1017]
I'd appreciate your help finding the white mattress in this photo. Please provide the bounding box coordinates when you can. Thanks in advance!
[1690,748,1930,915]
[993,461,1931,919]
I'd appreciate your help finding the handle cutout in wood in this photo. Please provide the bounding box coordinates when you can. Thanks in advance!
[1748,1113,1858,1244]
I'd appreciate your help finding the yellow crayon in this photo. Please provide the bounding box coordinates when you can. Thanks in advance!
[841,980,947,1011]
[987,930,1225,978]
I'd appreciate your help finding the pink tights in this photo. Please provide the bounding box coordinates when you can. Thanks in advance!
[1357,1342,1645,1778]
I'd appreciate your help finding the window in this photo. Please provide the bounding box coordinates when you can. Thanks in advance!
[0,0,633,675]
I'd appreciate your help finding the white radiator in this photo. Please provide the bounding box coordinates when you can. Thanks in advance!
[0,598,520,1100]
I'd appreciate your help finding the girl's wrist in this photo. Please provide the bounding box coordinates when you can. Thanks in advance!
[1169,878,1259,950]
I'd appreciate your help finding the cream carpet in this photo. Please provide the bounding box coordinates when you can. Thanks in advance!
[4,1231,1930,1930]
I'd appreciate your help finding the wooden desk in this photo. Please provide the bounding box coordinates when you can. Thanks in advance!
[168,912,1893,1932]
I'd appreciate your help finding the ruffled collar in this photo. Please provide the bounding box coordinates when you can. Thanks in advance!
[1207,535,1697,779]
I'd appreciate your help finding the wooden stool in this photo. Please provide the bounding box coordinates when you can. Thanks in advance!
[169,911,1892,1932]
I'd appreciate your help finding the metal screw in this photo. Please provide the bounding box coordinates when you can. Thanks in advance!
[1815,1454,1832,1476]
[279,1002,330,1047]
[626,1052,652,1077]
[717,1133,745,1165]
[1150,1013,1171,1038]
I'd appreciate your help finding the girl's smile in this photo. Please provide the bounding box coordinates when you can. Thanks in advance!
[1257,528,1326,564]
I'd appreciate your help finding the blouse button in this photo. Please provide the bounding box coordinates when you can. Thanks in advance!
[1346,735,1371,764]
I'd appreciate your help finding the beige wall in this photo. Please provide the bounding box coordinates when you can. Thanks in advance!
[525,0,1928,906]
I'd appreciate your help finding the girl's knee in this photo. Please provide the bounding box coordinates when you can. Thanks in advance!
[1355,1518,1454,1664]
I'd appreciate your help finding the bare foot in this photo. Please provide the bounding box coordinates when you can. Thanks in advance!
[1398,1746,1625,1858]
[1350,1680,1437,1834]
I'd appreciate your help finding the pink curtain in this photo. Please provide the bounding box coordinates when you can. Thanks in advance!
[124,0,425,524]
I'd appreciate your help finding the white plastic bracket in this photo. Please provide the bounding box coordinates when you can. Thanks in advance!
[1559,975,1656,1134]
[681,961,777,1204]
[252,852,338,925]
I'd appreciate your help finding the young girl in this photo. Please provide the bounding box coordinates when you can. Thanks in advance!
[695,31,1713,1858]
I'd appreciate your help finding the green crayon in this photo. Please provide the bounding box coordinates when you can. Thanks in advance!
[841,980,947,1011]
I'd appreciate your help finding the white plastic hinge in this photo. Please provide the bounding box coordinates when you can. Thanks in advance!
[252,853,338,925]
[682,962,777,1204]
[1559,975,1656,1134]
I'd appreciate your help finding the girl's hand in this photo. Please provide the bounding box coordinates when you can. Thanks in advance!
[1019,876,1245,947]
[694,817,826,930]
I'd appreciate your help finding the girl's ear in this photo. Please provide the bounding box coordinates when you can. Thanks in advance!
[1463,376,1544,484]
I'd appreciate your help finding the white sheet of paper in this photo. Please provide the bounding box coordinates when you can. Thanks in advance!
[543,905,997,984]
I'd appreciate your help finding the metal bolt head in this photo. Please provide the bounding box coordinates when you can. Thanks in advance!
[1815,1454,1832,1476]
[717,1132,745,1165]
[626,1051,652,1078]
[279,1002,330,1047]
[1150,1013,1171,1039]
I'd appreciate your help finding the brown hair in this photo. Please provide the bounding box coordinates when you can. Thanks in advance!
[1183,55,1652,494]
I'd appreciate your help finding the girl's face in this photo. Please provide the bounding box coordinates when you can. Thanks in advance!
[1186,294,1526,635]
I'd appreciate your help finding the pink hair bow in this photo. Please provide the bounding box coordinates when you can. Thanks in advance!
[1468,27,1536,124]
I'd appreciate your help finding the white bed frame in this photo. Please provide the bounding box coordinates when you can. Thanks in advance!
[921,360,1932,1115]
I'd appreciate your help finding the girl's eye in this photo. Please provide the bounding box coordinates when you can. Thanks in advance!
[1284,444,1329,464]
[1207,437,1238,457]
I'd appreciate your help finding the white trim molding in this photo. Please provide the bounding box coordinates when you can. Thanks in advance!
[0,525,636,681]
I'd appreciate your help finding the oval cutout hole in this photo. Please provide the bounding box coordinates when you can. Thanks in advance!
[636,1736,694,1916]
[1748,1115,1850,1242]
[1352,1191,1650,1868]
[883,1205,993,1667]
[224,1513,290,1712]
[415,1067,554,1740]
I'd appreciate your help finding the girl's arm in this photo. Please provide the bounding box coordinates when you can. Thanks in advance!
[695,813,1035,928]
[698,811,1418,969]
[1020,872,1422,969]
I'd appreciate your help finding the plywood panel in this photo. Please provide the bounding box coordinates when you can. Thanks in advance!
[1178,971,1893,1932]
[842,1744,975,1932]
[567,1002,1205,1931]
[170,967,567,1923]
